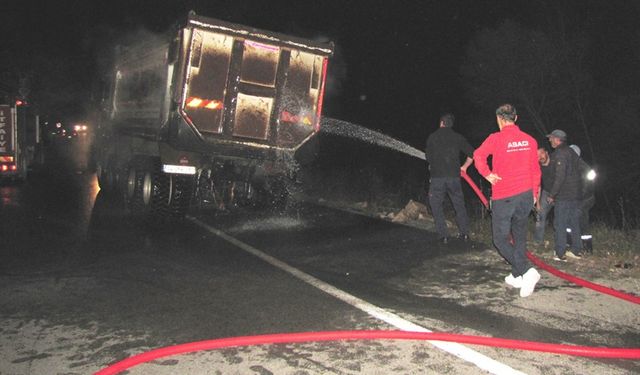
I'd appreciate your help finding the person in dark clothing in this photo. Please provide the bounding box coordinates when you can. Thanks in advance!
[533,147,555,245]
[546,129,583,261]
[569,144,596,253]
[425,113,474,244]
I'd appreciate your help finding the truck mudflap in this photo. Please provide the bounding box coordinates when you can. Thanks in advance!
[158,142,199,176]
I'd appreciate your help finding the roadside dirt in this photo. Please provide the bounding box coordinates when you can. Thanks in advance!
[321,198,640,283]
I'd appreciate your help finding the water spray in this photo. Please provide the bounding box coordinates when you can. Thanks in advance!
[320,117,426,160]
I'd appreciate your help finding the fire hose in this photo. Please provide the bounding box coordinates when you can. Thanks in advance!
[95,330,640,375]
[95,172,639,374]
[461,170,640,305]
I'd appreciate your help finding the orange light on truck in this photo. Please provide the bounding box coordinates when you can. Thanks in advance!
[205,101,222,110]
[186,97,223,110]
[280,111,314,126]
[186,97,203,108]
[0,156,13,162]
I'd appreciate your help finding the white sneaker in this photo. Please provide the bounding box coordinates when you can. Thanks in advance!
[520,268,541,298]
[504,274,523,288]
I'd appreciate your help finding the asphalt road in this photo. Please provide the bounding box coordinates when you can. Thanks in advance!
[0,139,638,374]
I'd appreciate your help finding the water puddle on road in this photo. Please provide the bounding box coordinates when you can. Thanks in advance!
[228,216,308,233]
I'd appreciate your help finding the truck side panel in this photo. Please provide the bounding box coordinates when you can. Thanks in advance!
[111,44,170,139]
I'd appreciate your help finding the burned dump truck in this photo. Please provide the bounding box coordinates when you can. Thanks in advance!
[94,12,333,218]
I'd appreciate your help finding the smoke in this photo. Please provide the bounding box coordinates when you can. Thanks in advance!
[313,35,347,107]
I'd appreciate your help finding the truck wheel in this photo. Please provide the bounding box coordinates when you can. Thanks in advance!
[164,174,194,218]
[123,159,194,220]
[146,164,171,218]
[97,161,117,193]
[124,160,149,215]
[123,158,170,219]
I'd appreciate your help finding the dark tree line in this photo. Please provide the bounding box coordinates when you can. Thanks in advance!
[458,10,640,228]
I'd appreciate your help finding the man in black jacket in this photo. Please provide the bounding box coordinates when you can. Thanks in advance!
[546,130,583,261]
[425,113,475,244]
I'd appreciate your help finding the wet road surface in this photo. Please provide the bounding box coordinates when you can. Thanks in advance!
[0,140,638,374]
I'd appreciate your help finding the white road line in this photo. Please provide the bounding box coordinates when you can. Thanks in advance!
[188,216,525,375]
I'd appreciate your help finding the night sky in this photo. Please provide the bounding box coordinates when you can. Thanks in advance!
[2,0,640,221]
[2,1,637,128]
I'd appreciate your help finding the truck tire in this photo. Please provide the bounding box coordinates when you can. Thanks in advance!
[124,159,150,216]
[163,174,194,218]
[96,160,117,193]
[130,159,193,220]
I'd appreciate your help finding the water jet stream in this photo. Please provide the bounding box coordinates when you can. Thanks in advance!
[320,117,426,160]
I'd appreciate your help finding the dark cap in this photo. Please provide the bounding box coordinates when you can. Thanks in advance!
[546,129,567,141]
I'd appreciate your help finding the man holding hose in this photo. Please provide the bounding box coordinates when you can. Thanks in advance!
[474,104,542,297]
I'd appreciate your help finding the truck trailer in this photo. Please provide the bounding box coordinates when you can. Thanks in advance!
[94,12,333,218]
[0,103,40,181]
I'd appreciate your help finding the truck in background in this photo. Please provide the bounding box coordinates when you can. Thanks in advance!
[94,12,333,218]
[0,103,40,182]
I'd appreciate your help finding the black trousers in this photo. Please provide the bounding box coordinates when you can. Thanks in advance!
[428,177,469,238]
[491,190,534,277]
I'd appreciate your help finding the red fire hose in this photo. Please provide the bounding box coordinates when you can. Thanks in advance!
[526,251,640,304]
[461,170,489,209]
[460,170,640,305]
[94,172,639,375]
[95,330,640,375]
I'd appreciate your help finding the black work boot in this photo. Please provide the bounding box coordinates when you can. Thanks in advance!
[582,236,593,254]
[566,228,572,247]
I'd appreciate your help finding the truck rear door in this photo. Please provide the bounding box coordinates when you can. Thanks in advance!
[179,15,332,151]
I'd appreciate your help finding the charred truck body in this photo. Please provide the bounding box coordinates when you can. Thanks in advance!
[95,13,333,218]
[0,104,40,181]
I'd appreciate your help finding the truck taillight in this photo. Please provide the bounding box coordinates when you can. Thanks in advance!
[0,164,16,172]
[280,111,314,125]
[315,57,329,132]
[186,97,223,110]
